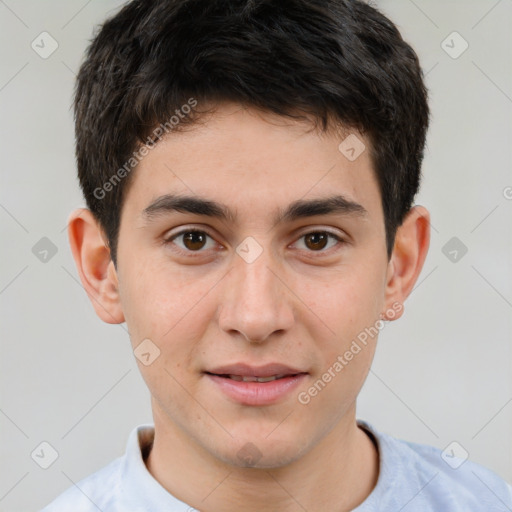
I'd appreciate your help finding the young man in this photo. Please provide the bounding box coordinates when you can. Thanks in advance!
[42,0,512,510]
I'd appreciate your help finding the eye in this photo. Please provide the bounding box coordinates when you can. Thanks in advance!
[164,228,218,253]
[293,231,345,253]
[164,228,346,256]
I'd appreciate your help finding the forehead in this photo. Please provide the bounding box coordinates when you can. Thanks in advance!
[121,103,383,226]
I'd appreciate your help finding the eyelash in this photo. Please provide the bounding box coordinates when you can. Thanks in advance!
[163,228,346,256]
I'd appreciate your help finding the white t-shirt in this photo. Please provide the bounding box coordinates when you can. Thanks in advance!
[40,419,512,511]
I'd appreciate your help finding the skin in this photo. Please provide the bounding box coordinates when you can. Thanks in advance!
[68,102,430,511]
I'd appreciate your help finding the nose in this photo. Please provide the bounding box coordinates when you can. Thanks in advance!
[217,244,295,343]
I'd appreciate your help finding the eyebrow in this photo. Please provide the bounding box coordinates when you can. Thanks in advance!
[142,193,368,227]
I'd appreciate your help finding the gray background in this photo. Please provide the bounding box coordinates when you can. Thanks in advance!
[1,0,511,510]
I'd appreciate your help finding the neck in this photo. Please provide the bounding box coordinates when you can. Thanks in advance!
[145,401,379,512]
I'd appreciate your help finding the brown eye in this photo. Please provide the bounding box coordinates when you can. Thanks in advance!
[166,229,216,253]
[294,231,344,253]
[304,232,329,251]
[182,231,207,251]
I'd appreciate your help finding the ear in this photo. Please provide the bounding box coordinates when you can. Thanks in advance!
[383,206,430,321]
[67,208,125,324]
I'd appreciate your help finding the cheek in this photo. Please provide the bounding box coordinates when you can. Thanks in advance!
[302,267,384,339]
[118,262,215,412]
[118,256,216,343]
[299,320,378,420]
[299,266,383,395]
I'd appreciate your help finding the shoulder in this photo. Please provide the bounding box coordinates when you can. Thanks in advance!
[401,436,512,506]
[39,424,156,512]
[358,420,512,511]
[39,456,124,512]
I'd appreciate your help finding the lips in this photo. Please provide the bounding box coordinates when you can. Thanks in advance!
[204,363,308,405]
[224,374,289,383]
[205,362,306,380]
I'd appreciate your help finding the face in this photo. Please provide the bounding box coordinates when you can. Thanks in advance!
[114,103,393,467]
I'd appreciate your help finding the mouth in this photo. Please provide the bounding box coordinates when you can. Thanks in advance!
[207,373,297,383]
[205,362,307,378]
[204,363,308,405]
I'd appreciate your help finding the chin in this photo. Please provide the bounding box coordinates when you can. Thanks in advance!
[207,434,308,469]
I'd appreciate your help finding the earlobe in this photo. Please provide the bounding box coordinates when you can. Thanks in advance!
[383,205,431,320]
[67,208,125,324]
